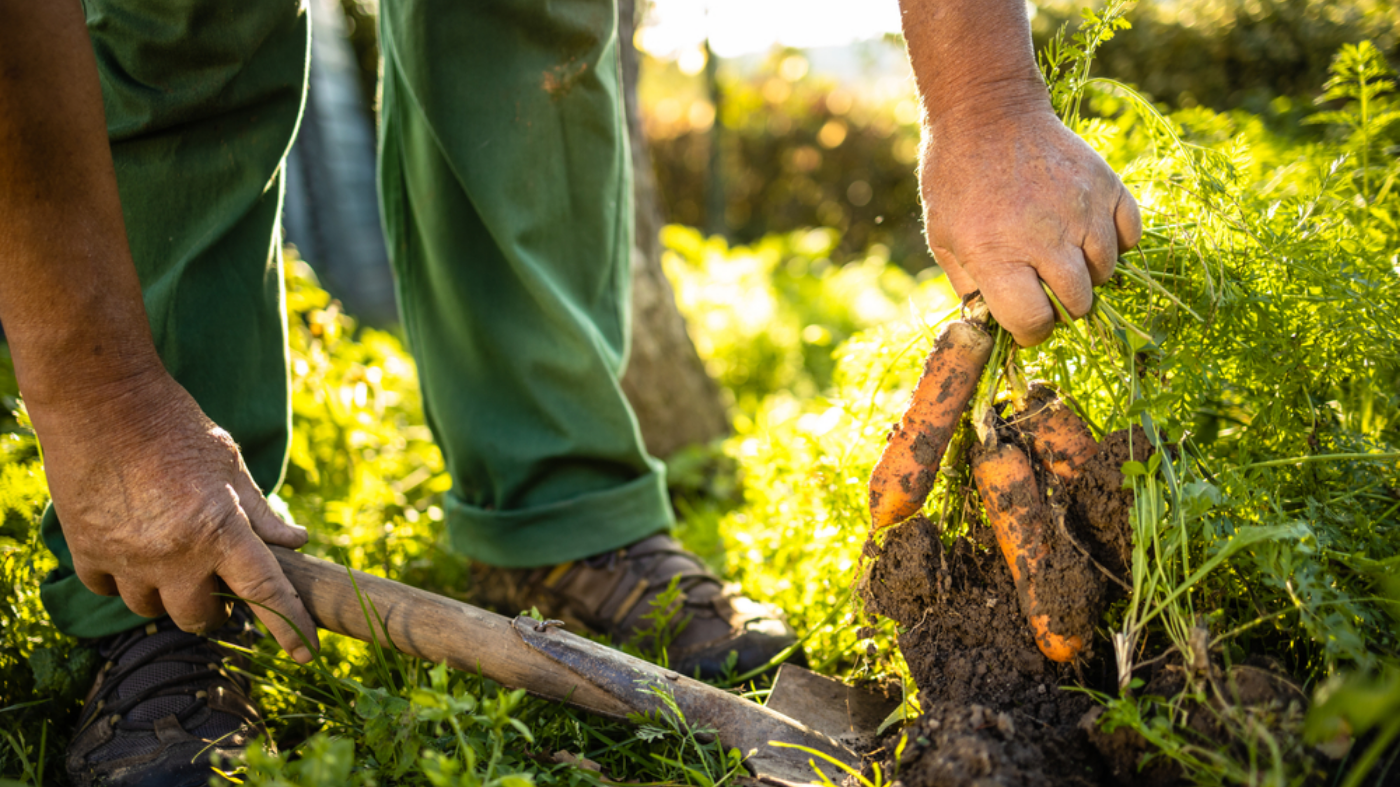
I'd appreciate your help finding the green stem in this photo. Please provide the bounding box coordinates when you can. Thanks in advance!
[1378,498,1400,523]
[1209,607,1297,648]
[1360,67,1371,207]
[1228,452,1400,472]
[1341,715,1400,787]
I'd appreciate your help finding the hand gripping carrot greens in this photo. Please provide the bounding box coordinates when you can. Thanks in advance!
[868,316,993,530]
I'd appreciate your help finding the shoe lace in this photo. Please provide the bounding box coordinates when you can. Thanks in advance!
[101,646,225,731]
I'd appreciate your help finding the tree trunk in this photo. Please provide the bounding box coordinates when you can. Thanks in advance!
[617,0,730,459]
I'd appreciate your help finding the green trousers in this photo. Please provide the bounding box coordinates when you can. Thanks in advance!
[41,0,673,639]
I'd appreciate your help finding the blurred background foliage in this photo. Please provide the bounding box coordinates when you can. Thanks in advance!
[1035,0,1399,112]
[638,0,1398,274]
[641,52,930,268]
[328,1,1400,283]
[659,225,946,418]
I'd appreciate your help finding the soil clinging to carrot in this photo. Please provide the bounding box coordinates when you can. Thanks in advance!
[868,320,993,530]
[1067,426,1153,583]
[858,427,1148,786]
[972,436,1102,661]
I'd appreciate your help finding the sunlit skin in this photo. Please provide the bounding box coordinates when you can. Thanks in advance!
[0,0,318,663]
[900,0,1143,346]
[0,0,1131,660]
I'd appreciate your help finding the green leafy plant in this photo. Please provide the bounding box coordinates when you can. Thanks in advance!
[1304,40,1400,227]
[626,681,746,787]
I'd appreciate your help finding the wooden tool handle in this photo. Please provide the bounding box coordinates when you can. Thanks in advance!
[271,546,863,785]
[270,545,634,718]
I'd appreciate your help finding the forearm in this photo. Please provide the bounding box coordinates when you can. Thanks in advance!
[897,0,1141,346]
[0,0,164,415]
[898,0,1051,129]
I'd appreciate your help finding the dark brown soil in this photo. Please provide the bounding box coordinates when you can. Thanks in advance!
[858,427,1149,787]
[860,516,1109,786]
[1066,427,1154,583]
[859,517,1073,709]
[882,701,1099,787]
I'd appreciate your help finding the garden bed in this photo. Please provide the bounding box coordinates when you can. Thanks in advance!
[857,428,1312,786]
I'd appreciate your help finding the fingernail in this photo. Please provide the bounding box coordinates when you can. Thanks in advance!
[293,646,313,664]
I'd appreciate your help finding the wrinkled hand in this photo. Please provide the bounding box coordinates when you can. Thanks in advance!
[921,108,1142,346]
[34,370,320,662]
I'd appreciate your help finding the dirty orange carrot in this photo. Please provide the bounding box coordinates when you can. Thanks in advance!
[972,439,1084,663]
[1019,382,1099,484]
[868,319,993,530]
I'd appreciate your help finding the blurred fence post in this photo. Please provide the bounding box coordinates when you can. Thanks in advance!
[618,0,731,459]
[283,0,398,326]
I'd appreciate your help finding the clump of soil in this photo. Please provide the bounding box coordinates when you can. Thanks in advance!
[886,702,1097,787]
[857,421,1332,786]
[1067,427,1154,582]
[857,425,1320,786]
[860,515,1108,785]
[858,427,1149,787]
[860,516,1076,708]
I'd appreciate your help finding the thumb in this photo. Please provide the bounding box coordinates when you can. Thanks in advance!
[236,475,309,549]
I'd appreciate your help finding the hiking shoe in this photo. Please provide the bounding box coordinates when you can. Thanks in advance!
[471,533,804,680]
[66,606,270,787]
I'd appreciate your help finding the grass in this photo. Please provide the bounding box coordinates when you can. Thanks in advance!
[3,5,1400,785]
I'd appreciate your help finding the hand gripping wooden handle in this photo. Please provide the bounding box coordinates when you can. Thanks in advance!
[269,545,634,718]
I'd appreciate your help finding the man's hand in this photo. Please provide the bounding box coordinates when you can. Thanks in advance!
[898,0,1141,346]
[33,370,320,662]
[1,0,317,662]
[922,108,1141,346]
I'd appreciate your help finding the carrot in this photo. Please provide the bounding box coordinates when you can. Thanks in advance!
[1019,383,1098,484]
[972,438,1084,663]
[868,319,993,530]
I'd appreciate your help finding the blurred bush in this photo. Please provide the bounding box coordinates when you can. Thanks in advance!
[643,50,933,273]
[659,224,954,419]
[1033,0,1400,112]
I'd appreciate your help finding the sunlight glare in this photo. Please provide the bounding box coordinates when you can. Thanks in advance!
[676,45,708,75]
[639,0,904,59]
